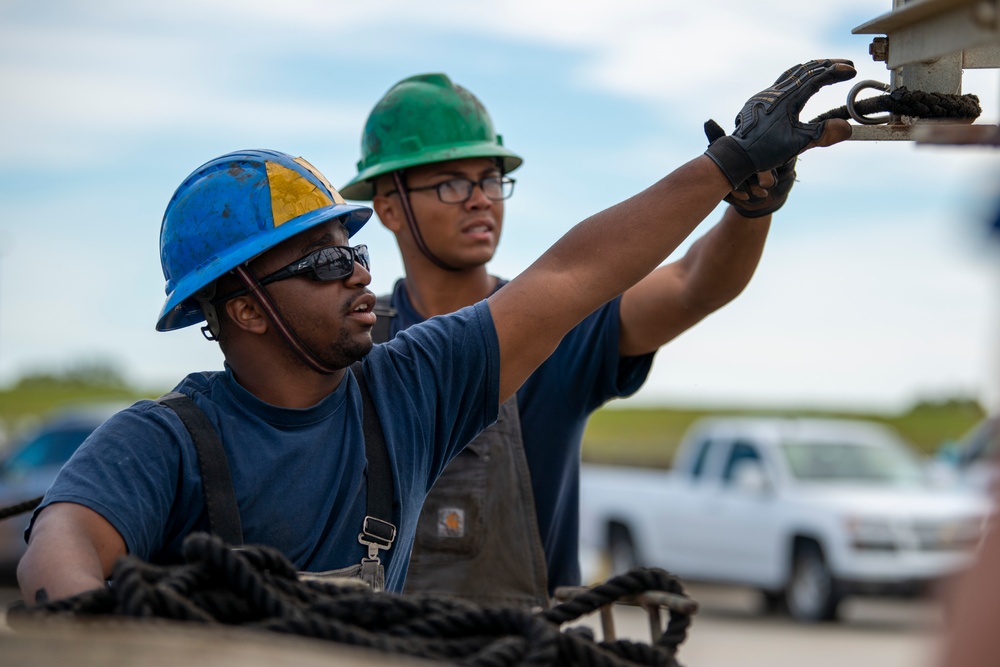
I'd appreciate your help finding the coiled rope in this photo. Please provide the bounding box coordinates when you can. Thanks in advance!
[811,87,982,124]
[7,533,694,667]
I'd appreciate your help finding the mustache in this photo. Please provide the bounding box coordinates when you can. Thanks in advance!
[340,289,375,315]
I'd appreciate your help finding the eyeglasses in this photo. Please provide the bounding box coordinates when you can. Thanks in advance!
[389,176,516,204]
[214,244,370,303]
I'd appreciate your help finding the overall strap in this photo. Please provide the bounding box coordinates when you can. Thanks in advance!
[370,295,397,345]
[351,362,396,590]
[157,392,244,547]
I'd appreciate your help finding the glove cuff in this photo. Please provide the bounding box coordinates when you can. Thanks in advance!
[704,135,756,188]
[732,201,784,219]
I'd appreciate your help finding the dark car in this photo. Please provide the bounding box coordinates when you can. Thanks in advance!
[0,403,125,576]
[956,416,1000,492]
[934,415,1000,496]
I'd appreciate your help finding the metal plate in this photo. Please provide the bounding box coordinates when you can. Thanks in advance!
[853,0,1000,68]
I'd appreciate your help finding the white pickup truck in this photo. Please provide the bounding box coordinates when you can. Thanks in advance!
[579,416,990,622]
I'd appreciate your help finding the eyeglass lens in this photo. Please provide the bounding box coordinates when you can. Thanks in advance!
[311,245,369,280]
[438,177,512,203]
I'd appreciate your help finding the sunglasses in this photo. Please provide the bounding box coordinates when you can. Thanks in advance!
[214,244,370,304]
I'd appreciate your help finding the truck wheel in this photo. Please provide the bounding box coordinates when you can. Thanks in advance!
[608,524,638,576]
[785,542,842,622]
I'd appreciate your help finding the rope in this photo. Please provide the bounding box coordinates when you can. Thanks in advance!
[543,569,690,658]
[0,495,42,521]
[811,87,982,123]
[7,533,695,667]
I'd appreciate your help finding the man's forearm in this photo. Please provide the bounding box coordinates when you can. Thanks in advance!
[492,156,732,400]
[681,205,771,311]
[617,205,770,356]
[17,503,125,602]
[18,541,107,603]
[520,156,732,323]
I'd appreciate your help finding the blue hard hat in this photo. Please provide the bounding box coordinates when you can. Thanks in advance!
[157,149,372,332]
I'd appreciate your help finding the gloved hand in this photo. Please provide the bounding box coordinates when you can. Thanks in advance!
[705,119,796,218]
[704,59,856,188]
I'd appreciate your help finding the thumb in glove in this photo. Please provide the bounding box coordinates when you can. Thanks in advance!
[704,59,855,188]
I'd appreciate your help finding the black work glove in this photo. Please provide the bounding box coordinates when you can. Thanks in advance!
[704,59,856,188]
[705,119,797,218]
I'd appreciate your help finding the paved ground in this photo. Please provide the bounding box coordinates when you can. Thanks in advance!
[573,582,945,667]
[0,583,947,666]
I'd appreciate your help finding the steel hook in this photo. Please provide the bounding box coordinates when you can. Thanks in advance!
[846,80,892,125]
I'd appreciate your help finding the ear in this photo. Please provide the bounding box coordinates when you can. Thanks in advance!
[373,194,403,234]
[224,296,268,335]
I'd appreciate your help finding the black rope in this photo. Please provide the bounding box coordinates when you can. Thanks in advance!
[7,533,695,667]
[811,87,982,123]
[544,568,691,659]
[0,495,42,521]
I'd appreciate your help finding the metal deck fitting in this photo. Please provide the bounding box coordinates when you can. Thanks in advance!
[850,0,1000,143]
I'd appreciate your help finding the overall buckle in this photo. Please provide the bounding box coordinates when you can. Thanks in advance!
[358,515,396,560]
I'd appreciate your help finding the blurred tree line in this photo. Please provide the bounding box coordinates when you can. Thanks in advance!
[583,394,988,466]
[0,360,159,444]
[0,359,989,462]
[12,361,130,391]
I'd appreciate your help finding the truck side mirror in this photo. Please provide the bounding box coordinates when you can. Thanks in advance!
[730,460,770,494]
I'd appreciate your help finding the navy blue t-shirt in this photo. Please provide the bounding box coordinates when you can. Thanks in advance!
[31,301,500,592]
[385,278,654,590]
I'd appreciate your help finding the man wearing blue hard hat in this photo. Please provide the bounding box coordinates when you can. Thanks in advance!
[18,60,856,603]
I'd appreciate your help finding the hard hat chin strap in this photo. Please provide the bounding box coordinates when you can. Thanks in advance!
[391,171,460,272]
[233,265,339,375]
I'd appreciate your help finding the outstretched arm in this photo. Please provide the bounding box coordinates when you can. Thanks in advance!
[618,205,771,356]
[488,59,856,401]
[18,502,126,603]
[617,121,807,355]
[491,157,730,399]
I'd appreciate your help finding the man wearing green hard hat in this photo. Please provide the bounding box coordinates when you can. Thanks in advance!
[341,73,813,607]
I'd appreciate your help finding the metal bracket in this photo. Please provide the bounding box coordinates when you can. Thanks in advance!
[849,0,1000,144]
[552,585,699,644]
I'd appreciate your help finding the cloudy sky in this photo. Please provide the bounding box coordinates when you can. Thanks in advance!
[1,0,998,413]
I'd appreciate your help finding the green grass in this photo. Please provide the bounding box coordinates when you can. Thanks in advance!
[0,378,987,467]
[581,399,987,468]
[0,385,161,447]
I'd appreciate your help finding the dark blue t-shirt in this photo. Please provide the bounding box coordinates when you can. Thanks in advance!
[32,301,500,592]
[385,279,654,590]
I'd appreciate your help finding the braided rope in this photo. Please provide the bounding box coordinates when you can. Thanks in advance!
[0,495,42,521]
[811,87,982,123]
[7,533,696,667]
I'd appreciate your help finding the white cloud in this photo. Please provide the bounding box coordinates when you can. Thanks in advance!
[629,211,999,411]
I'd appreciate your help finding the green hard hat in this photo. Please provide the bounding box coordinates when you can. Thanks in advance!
[340,73,523,201]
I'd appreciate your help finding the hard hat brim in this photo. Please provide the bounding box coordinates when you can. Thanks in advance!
[156,203,372,332]
[339,145,523,201]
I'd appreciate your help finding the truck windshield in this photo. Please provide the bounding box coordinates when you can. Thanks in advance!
[780,442,925,486]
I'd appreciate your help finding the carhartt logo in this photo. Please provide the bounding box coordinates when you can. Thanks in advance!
[437,508,465,538]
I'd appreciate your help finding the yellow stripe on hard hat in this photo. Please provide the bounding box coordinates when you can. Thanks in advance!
[294,157,347,205]
[265,160,336,227]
